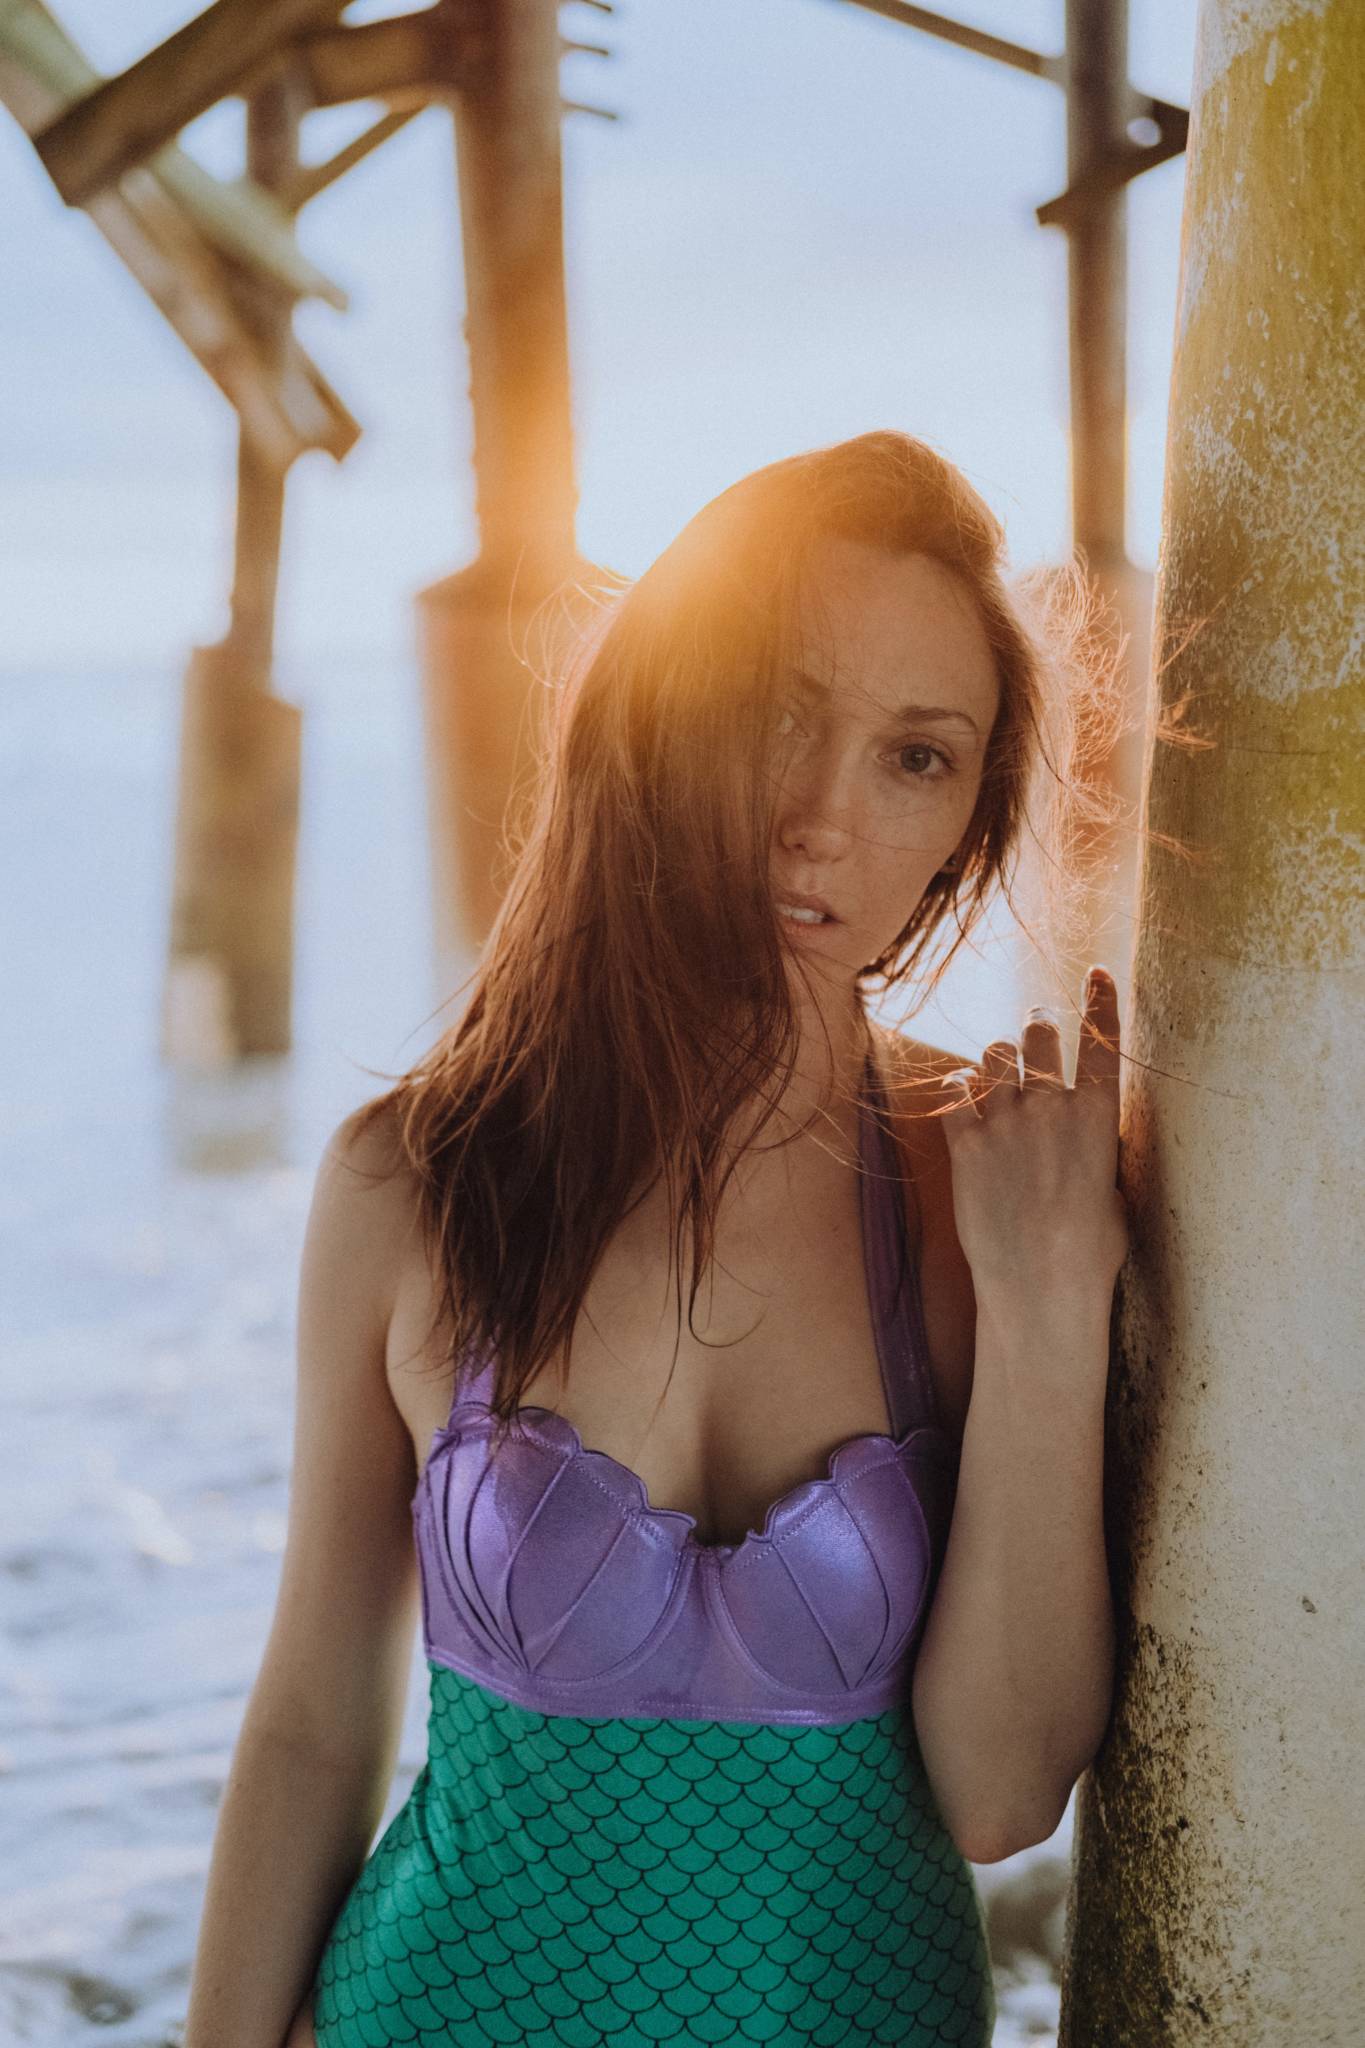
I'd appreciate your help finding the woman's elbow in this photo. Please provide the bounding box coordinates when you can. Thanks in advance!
[949,1779,1074,1864]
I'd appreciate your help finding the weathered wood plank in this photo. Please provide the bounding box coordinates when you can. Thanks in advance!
[294,10,455,110]
[2,0,349,305]
[31,0,348,205]
[284,102,423,207]
[0,20,355,462]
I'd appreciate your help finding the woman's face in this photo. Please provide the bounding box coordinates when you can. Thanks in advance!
[768,537,1000,989]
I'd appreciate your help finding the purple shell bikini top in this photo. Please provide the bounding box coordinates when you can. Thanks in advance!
[411,1046,961,1725]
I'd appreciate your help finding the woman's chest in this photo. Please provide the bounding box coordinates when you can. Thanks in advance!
[515,1165,895,1544]
[387,1091,974,1543]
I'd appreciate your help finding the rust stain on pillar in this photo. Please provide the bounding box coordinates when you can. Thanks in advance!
[1059,1,1364,2039]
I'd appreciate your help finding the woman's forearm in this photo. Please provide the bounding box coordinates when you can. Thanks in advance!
[910,1291,1116,1861]
[184,1710,395,2048]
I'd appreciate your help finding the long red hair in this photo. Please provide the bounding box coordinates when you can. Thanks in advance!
[350,431,1126,1443]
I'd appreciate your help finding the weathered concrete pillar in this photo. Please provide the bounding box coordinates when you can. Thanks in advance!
[1059,1,1364,2039]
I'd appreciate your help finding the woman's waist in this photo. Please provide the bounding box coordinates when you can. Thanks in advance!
[418,1660,957,1856]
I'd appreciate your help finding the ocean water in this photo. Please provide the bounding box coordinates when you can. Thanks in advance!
[0,658,1071,2046]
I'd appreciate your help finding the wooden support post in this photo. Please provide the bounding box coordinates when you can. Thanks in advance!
[162,63,310,1062]
[1019,0,1147,1024]
[229,63,310,673]
[416,0,589,980]
[161,644,302,1063]
[1064,0,1129,578]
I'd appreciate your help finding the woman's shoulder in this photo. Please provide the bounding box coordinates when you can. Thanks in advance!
[309,1094,426,1342]
[326,1090,411,1183]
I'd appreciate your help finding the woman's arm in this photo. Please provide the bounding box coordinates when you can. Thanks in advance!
[184,1105,423,2048]
[910,1297,1116,1861]
[185,1715,401,2048]
[908,972,1128,1864]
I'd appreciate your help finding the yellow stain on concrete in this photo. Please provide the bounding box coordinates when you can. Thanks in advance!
[1155,0,1362,982]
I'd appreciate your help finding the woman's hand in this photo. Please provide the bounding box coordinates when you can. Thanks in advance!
[938,966,1129,1317]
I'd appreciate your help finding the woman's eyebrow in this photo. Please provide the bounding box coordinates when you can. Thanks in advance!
[792,668,980,738]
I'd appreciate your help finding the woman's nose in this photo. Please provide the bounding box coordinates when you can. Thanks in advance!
[776,759,858,858]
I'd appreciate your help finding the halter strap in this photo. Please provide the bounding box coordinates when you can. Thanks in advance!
[858,1041,942,1439]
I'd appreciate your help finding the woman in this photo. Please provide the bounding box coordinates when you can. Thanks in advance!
[185,430,1129,2047]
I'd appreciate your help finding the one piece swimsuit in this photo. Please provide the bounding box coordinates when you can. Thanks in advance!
[311,1047,996,2045]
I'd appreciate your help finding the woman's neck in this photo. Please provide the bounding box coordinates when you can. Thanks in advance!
[732,997,871,1172]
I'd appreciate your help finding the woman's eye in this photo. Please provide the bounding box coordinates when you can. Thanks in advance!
[894,742,952,779]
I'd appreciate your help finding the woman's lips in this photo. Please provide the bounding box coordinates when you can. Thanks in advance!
[775,900,843,940]
[776,903,831,925]
[773,890,839,921]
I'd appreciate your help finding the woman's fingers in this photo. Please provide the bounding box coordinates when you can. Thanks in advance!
[979,1039,1020,1100]
[1075,966,1122,1094]
[940,1066,984,1126]
[1020,1008,1065,1087]
[943,962,1121,1141]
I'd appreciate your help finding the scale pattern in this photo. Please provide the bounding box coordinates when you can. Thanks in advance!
[312,1661,995,2046]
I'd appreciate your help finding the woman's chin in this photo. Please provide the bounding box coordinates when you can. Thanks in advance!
[779,929,861,990]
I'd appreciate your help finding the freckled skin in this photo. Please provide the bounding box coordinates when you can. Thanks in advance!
[770,538,999,1086]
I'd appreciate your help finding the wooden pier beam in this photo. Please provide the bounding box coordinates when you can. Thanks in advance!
[31,0,348,205]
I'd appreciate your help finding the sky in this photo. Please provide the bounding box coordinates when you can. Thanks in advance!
[0,0,1199,683]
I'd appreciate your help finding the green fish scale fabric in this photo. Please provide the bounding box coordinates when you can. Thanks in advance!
[311,1661,995,2046]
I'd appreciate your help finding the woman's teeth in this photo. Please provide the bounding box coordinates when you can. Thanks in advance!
[778,903,830,924]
